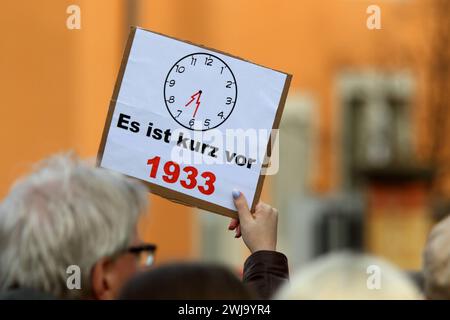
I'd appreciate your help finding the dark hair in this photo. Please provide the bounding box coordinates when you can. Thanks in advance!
[119,262,254,300]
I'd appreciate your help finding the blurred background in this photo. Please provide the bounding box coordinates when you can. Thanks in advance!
[1,0,450,274]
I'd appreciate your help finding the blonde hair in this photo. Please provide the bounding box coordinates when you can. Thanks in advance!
[423,215,450,299]
[276,251,422,300]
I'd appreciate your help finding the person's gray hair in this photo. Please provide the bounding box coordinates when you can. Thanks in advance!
[275,251,422,300]
[0,153,148,299]
[423,215,450,299]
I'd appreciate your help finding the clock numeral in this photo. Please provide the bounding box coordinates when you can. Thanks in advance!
[205,57,213,66]
[189,118,195,128]
[217,111,225,120]
[204,119,211,128]
[168,79,176,87]
[220,66,225,74]
[175,65,185,73]
[175,109,182,119]
[226,81,233,88]
[226,97,233,105]
[191,57,197,66]
[167,96,175,103]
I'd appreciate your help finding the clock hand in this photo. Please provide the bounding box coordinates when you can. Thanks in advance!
[192,90,202,118]
[184,90,202,118]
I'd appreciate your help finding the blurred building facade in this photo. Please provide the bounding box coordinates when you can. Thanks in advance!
[1,0,449,270]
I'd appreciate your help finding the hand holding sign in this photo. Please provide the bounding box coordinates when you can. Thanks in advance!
[229,190,278,253]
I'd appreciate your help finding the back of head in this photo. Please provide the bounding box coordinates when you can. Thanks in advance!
[275,251,422,300]
[0,153,148,299]
[423,215,450,299]
[119,262,254,300]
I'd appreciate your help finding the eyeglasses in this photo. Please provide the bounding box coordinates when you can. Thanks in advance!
[127,243,157,267]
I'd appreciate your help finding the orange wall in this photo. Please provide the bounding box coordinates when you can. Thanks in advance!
[1,1,74,196]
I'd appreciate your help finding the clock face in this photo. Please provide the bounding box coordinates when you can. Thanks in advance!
[163,53,238,131]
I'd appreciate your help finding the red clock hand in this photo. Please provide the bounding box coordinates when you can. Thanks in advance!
[185,90,202,118]
[192,90,202,118]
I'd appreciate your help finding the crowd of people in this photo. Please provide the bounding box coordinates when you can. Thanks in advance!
[0,153,448,300]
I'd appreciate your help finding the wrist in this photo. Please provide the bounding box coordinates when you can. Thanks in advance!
[250,243,276,253]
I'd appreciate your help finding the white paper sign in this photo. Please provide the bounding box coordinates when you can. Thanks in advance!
[98,27,291,217]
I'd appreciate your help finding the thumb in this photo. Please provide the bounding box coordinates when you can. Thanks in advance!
[232,189,252,223]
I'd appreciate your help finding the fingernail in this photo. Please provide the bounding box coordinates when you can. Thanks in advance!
[232,189,240,199]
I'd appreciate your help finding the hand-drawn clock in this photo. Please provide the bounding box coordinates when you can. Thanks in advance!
[163,53,238,131]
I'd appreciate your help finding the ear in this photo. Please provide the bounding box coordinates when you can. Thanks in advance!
[90,258,116,300]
